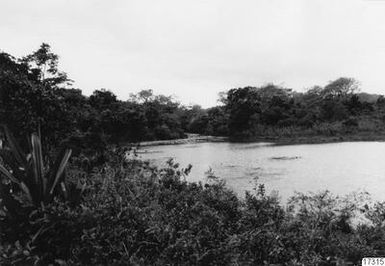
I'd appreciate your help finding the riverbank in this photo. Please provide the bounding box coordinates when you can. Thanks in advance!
[242,132,385,145]
[139,131,385,147]
[139,133,228,147]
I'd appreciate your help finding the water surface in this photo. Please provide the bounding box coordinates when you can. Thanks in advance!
[139,142,385,202]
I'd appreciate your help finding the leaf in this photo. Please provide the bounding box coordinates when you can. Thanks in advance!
[49,149,72,195]
[19,181,33,203]
[0,164,20,184]
[31,133,44,198]
[31,226,45,244]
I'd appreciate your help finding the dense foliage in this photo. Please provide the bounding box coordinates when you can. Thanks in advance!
[0,44,188,152]
[219,80,385,141]
[1,144,385,265]
[2,43,385,147]
[3,43,385,265]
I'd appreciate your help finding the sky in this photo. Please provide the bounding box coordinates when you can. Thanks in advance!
[2,0,385,107]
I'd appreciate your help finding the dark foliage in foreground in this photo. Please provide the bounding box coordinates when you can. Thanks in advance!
[1,147,385,265]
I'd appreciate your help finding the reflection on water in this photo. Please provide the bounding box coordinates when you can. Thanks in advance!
[139,141,385,202]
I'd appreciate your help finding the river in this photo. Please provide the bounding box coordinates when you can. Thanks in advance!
[139,141,385,203]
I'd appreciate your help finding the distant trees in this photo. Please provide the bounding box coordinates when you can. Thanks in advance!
[128,90,185,140]
[323,77,359,98]
[221,78,382,140]
[89,89,118,109]
[0,44,186,151]
[224,85,295,139]
[226,87,261,138]
[1,43,383,145]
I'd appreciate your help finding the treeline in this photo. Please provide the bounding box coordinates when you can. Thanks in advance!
[0,44,195,151]
[2,43,385,149]
[192,79,385,141]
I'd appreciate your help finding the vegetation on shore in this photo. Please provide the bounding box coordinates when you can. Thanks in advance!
[222,82,385,142]
[1,131,385,265]
[3,43,385,265]
[3,43,385,150]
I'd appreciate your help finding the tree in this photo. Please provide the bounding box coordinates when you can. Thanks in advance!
[129,89,155,103]
[21,43,72,87]
[206,106,229,135]
[227,87,262,138]
[139,89,154,103]
[225,85,295,138]
[218,91,229,105]
[89,89,117,110]
[0,50,72,149]
[323,77,360,98]
[128,90,185,140]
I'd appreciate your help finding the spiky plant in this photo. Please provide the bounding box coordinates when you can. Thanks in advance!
[0,126,76,211]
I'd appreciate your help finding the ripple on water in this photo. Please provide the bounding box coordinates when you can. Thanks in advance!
[270,156,301,160]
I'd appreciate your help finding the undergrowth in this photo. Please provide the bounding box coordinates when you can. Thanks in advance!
[1,147,385,265]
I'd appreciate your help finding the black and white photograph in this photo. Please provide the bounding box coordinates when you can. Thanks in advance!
[2,0,385,265]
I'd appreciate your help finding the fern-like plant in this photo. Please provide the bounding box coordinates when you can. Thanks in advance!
[0,126,76,211]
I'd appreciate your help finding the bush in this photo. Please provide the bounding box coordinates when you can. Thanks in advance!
[1,150,385,265]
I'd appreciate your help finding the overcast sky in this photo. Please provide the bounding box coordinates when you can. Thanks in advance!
[2,0,385,107]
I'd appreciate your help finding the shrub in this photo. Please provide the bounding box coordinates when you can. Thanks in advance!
[0,126,80,208]
[1,148,385,265]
